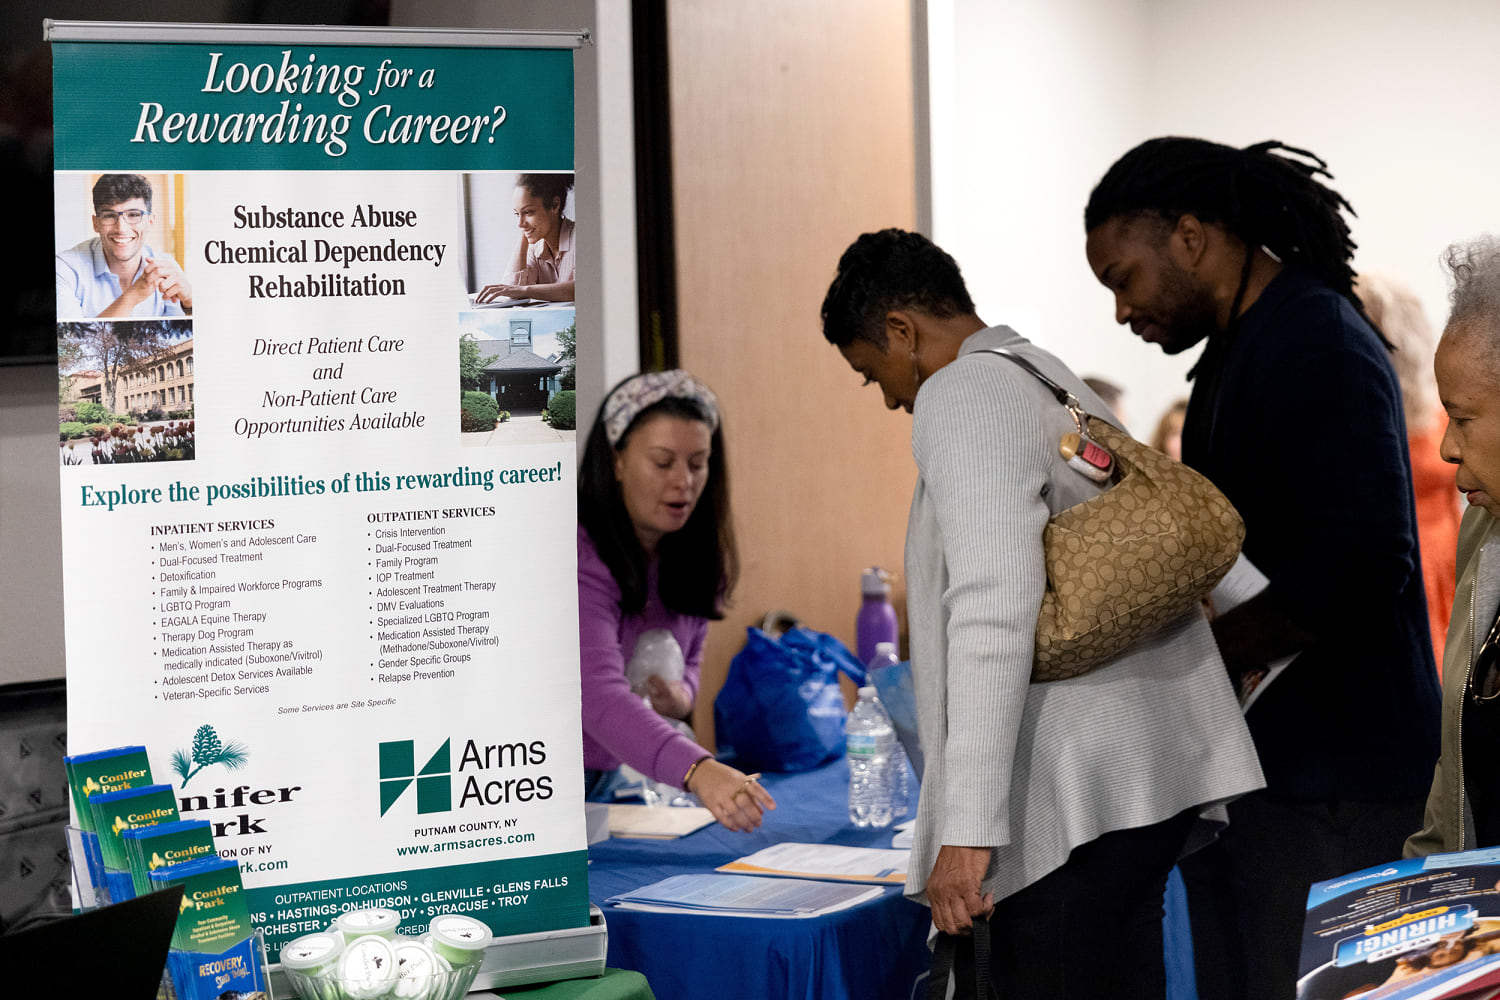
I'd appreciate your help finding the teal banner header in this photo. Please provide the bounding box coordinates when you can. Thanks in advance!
[53,42,573,170]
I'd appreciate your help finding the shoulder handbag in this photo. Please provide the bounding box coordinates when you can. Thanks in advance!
[979,348,1245,682]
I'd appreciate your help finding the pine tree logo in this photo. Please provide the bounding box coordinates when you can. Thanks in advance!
[171,724,249,788]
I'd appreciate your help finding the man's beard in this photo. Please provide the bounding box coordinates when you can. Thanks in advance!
[1153,262,1220,356]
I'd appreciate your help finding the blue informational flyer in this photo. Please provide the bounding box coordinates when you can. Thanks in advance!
[1301,848,1500,999]
[606,874,882,918]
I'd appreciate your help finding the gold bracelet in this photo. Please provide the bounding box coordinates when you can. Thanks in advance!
[682,755,712,790]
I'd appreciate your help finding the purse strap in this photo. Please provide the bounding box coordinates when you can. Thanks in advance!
[927,922,998,1000]
[974,347,1089,436]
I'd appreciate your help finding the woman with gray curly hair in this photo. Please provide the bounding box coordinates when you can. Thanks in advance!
[1407,234,1500,856]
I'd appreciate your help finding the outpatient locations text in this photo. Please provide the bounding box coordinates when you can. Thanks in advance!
[256,871,570,939]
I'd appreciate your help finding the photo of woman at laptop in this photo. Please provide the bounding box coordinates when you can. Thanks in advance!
[476,172,575,305]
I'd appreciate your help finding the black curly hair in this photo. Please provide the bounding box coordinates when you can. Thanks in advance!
[517,173,574,215]
[1084,137,1387,348]
[821,229,976,349]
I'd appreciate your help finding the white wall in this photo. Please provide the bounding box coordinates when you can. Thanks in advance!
[927,0,1499,438]
[1140,0,1498,342]
[928,0,1177,434]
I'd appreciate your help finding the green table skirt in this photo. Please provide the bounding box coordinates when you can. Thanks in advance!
[479,968,654,1000]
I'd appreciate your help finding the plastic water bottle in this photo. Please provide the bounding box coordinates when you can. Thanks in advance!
[866,642,912,818]
[856,568,899,667]
[868,640,901,675]
[847,686,898,828]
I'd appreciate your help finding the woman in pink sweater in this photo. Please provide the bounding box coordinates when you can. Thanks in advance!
[577,370,774,831]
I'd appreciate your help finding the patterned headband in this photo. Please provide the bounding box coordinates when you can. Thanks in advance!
[602,370,721,446]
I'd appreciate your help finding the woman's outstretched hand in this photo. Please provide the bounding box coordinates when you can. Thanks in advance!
[686,758,777,832]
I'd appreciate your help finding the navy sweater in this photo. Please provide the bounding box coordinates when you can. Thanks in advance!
[1183,267,1441,800]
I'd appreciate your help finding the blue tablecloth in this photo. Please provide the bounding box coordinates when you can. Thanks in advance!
[586,760,931,1000]
[586,759,1199,1000]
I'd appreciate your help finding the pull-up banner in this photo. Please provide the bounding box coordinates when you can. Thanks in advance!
[50,21,588,960]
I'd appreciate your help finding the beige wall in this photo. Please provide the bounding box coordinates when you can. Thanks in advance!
[666,0,920,745]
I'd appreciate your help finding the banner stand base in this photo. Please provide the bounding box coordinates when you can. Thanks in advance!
[267,903,608,998]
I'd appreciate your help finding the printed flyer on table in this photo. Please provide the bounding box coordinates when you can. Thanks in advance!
[52,27,589,956]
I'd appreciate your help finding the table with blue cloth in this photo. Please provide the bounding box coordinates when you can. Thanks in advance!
[586,759,932,1000]
[587,757,1203,1000]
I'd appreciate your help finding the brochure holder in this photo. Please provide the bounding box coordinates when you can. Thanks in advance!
[64,825,271,999]
[64,824,103,910]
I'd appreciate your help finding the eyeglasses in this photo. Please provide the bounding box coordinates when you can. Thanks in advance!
[1467,610,1500,703]
[96,209,147,225]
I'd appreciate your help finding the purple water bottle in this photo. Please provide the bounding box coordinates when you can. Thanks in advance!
[856,568,900,667]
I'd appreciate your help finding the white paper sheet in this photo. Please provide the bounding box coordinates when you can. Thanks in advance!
[717,842,908,884]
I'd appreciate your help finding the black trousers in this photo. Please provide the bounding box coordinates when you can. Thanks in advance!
[1178,790,1426,1000]
[951,809,1197,1000]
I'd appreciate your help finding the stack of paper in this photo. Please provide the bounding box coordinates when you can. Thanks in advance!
[606,874,882,918]
[607,804,716,839]
[717,842,908,884]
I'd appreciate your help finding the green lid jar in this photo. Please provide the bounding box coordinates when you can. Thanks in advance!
[281,930,344,977]
[337,935,400,999]
[392,939,443,1000]
[426,913,492,967]
[335,906,402,941]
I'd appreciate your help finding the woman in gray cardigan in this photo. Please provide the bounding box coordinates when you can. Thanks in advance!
[1405,236,1500,859]
[822,230,1263,998]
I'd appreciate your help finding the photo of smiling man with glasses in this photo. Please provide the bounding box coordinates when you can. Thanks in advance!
[56,173,192,319]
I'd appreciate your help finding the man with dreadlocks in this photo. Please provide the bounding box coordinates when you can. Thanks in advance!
[1084,137,1442,1000]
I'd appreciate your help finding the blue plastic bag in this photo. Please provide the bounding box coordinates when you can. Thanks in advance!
[714,625,867,773]
[868,658,923,780]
